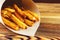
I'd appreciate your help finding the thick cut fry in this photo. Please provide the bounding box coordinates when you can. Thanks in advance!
[11,14,28,29]
[13,4,26,18]
[27,10,39,21]
[23,11,37,21]
[24,19,34,26]
[2,17,19,30]
[14,12,24,22]
[5,8,15,12]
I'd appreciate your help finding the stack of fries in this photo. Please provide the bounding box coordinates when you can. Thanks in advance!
[1,4,39,30]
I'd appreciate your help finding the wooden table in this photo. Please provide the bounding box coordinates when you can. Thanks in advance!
[0,3,60,38]
[36,3,60,38]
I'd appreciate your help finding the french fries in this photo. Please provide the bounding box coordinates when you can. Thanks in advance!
[13,4,26,18]
[2,10,28,29]
[2,10,11,18]
[24,19,34,26]
[14,4,38,21]
[14,12,24,22]
[23,11,37,21]
[4,8,24,22]
[26,10,39,21]
[1,4,39,30]
[11,14,28,29]
[2,17,19,30]
[5,8,15,12]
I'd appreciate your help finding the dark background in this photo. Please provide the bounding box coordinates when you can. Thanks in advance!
[33,0,60,3]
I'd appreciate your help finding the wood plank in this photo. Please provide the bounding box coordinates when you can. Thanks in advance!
[36,3,60,37]
[36,3,60,24]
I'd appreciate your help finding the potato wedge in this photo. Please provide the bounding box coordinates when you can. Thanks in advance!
[2,17,19,30]
[24,19,34,26]
[11,14,28,29]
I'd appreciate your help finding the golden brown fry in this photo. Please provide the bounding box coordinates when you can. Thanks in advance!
[2,17,19,30]
[24,19,34,26]
[13,4,26,18]
[14,12,24,22]
[2,10,8,18]
[5,8,15,12]
[2,9,28,29]
[2,10,7,14]
[2,10,11,18]
[23,11,37,21]
[26,10,39,21]
[11,14,28,29]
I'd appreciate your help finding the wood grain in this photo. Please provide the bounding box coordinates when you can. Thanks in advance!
[36,3,60,37]
[36,3,60,24]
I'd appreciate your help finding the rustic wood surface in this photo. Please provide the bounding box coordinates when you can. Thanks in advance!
[36,3,60,38]
[0,3,60,38]
[37,3,60,24]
